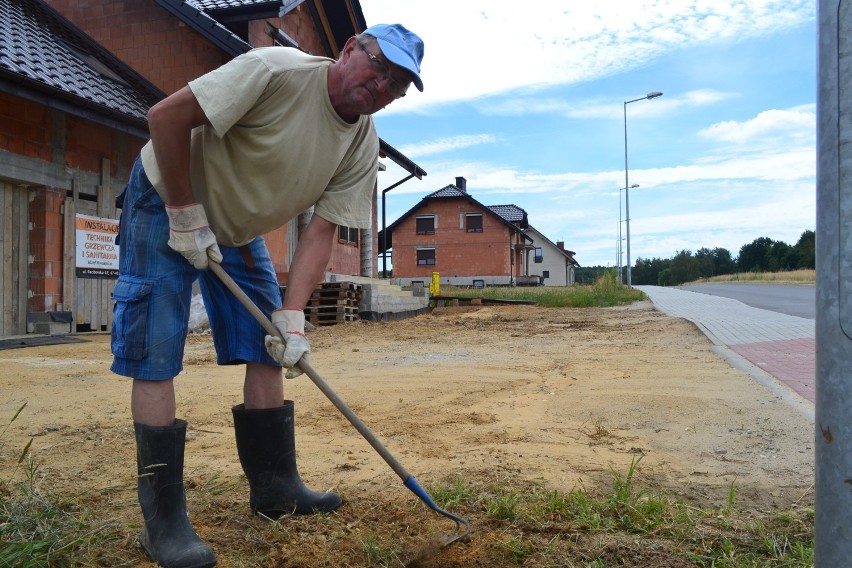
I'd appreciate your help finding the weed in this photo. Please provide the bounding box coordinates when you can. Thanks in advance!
[494,534,538,564]
[582,416,613,442]
[361,532,403,567]
[482,492,522,522]
[200,472,241,496]
[610,455,642,504]
[724,477,737,516]
[0,405,128,567]
[427,475,477,508]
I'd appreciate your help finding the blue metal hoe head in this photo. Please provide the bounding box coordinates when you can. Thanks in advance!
[404,476,472,545]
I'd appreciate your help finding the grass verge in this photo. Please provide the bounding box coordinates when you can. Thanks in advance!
[0,403,130,568]
[690,270,815,284]
[421,458,813,568]
[438,270,645,308]
[0,402,814,567]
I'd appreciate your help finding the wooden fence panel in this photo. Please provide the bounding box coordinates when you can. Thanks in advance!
[0,184,29,336]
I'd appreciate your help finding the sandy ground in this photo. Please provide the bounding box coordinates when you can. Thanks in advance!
[0,300,815,566]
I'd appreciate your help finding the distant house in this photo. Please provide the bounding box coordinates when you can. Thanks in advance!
[379,177,576,287]
[523,226,579,286]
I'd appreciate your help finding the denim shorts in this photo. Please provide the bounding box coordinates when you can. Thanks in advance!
[110,156,282,380]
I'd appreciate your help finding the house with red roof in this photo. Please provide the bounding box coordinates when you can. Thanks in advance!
[379,177,578,287]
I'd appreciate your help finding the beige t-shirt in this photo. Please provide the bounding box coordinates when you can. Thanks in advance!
[141,47,379,247]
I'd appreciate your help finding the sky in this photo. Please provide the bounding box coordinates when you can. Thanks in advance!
[359,1,816,268]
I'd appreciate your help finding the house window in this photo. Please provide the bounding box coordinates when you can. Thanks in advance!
[542,271,550,279]
[416,215,436,234]
[416,248,436,266]
[534,247,543,263]
[473,279,485,288]
[338,225,358,245]
[465,213,483,233]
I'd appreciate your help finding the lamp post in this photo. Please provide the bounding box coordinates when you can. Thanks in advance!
[618,184,638,284]
[624,91,662,287]
[616,223,621,282]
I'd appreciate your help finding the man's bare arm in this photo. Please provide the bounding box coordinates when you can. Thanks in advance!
[283,215,338,309]
[147,86,210,206]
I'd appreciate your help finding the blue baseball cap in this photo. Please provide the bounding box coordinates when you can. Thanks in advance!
[362,23,424,92]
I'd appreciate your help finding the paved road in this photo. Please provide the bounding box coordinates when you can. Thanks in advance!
[676,283,815,319]
[638,285,814,421]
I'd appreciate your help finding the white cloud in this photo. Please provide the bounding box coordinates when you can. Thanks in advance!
[475,89,737,119]
[382,142,814,200]
[362,0,815,111]
[396,134,498,158]
[698,106,816,146]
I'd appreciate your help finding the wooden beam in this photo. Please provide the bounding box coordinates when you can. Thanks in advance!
[2,185,11,335]
[97,158,114,218]
[62,186,76,314]
[312,1,338,55]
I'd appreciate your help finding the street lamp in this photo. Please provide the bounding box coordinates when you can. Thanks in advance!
[618,184,639,284]
[624,91,662,287]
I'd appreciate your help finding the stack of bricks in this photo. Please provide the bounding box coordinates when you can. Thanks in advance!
[281,282,362,327]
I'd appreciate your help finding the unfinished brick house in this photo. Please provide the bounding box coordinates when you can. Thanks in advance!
[0,0,161,335]
[0,0,422,336]
[379,176,577,287]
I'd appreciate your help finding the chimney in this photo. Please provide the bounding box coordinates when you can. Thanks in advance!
[557,241,565,251]
[455,176,467,193]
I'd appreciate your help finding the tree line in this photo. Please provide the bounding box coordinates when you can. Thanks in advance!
[575,230,815,286]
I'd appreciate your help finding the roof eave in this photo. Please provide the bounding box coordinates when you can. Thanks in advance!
[205,3,281,23]
[153,0,253,56]
[379,139,427,179]
[0,74,151,140]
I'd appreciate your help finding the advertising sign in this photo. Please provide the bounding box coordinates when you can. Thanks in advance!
[76,214,119,278]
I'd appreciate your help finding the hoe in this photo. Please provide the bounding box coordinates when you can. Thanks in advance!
[209,261,472,546]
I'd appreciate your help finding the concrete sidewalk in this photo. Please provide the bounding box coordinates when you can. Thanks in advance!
[637,285,815,421]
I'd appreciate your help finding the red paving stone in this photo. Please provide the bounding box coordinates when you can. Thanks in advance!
[730,337,815,403]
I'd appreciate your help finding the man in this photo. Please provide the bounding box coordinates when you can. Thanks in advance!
[111,23,424,568]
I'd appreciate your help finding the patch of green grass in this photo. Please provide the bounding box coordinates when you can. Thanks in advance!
[361,532,404,567]
[492,533,542,564]
[439,270,645,308]
[423,459,813,567]
[0,404,128,568]
[692,269,815,284]
[482,492,523,522]
[426,474,478,508]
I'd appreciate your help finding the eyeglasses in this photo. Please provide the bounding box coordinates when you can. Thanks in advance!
[357,41,409,99]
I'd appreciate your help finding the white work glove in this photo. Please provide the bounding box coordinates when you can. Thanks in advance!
[165,203,223,269]
[265,309,310,379]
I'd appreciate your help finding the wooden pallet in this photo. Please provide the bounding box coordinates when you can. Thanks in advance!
[304,305,359,315]
[306,312,359,324]
[280,281,362,326]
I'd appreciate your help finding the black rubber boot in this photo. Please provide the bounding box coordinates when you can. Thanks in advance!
[232,402,342,517]
[134,420,216,568]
